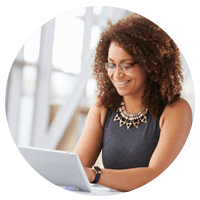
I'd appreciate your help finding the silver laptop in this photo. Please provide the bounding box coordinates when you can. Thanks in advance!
[18,146,92,192]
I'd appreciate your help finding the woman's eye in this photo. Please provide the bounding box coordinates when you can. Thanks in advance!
[108,64,116,68]
[123,63,132,69]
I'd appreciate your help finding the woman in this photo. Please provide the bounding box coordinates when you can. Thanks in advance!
[74,13,192,192]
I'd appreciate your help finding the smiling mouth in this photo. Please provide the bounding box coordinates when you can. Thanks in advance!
[116,80,130,85]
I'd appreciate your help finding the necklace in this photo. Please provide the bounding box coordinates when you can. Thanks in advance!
[114,102,148,129]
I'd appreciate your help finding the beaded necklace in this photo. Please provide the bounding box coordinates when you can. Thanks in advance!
[114,102,148,129]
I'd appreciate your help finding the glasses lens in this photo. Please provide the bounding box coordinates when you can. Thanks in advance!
[121,63,133,72]
[105,63,115,72]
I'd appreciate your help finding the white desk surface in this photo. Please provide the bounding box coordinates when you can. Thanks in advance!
[64,184,124,196]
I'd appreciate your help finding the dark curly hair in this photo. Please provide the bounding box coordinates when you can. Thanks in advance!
[92,13,183,118]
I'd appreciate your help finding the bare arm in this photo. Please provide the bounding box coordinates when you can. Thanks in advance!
[74,99,106,167]
[84,98,192,192]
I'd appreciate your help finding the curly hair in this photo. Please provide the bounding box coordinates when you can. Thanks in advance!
[92,13,183,118]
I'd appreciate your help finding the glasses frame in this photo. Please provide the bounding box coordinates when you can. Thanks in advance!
[104,61,139,73]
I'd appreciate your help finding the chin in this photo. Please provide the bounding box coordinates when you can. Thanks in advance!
[116,89,130,97]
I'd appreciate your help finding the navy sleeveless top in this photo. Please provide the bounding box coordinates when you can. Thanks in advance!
[102,108,165,170]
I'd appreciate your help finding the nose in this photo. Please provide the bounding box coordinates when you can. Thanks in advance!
[113,65,124,78]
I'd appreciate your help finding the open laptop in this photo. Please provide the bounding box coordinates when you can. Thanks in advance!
[18,146,92,192]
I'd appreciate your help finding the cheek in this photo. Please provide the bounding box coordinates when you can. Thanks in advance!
[129,72,140,82]
[134,68,147,83]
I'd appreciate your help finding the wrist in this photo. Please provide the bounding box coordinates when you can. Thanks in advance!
[90,168,96,182]
[91,166,102,184]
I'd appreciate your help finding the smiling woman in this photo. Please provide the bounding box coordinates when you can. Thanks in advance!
[92,14,184,118]
[74,13,192,192]
[107,42,147,106]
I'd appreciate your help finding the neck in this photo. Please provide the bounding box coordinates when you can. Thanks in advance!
[123,96,143,114]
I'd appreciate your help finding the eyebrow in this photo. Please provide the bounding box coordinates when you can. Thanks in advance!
[108,58,134,62]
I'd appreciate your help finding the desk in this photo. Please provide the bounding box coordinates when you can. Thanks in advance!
[63,184,124,196]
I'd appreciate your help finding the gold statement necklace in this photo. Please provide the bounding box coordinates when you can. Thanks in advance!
[114,102,148,129]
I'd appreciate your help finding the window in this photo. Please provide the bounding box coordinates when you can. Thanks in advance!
[93,6,102,15]
[24,28,41,63]
[51,72,78,103]
[90,25,100,49]
[17,28,41,146]
[52,9,85,75]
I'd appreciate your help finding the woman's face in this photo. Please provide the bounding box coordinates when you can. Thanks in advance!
[107,42,147,99]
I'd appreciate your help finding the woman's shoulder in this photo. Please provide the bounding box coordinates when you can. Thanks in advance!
[165,98,192,113]
[160,98,192,129]
[93,98,108,127]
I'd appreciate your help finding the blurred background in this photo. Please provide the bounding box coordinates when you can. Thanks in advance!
[5,6,195,166]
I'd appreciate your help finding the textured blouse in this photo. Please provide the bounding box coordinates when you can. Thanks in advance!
[102,108,165,169]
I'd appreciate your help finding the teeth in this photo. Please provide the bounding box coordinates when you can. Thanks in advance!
[117,81,129,85]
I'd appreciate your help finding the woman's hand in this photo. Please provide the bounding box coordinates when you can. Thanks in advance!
[84,167,96,183]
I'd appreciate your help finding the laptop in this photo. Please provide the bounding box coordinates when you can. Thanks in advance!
[18,146,123,196]
[18,146,92,192]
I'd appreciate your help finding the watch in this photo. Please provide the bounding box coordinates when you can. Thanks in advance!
[91,166,102,184]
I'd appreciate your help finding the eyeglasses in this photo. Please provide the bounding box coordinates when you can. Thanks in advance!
[104,62,139,73]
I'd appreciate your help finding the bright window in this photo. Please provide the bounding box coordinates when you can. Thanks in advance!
[52,9,85,75]
[24,28,41,63]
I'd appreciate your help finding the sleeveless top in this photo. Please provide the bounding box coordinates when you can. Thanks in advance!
[102,107,165,170]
